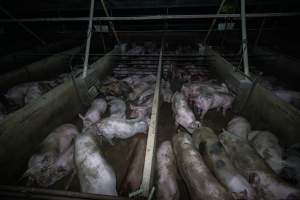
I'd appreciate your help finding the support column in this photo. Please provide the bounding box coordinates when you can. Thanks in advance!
[241,0,250,76]
[82,0,95,78]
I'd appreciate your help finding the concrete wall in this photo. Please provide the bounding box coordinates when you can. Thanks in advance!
[206,47,300,145]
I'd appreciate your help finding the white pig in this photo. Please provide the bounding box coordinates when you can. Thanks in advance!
[227,116,251,141]
[156,141,180,200]
[79,98,107,128]
[75,132,117,195]
[193,91,234,120]
[24,83,43,104]
[96,117,148,144]
[250,131,285,174]
[22,124,79,187]
[107,97,126,119]
[172,92,201,134]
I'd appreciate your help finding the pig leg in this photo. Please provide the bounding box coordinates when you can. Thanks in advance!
[200,108,208,121]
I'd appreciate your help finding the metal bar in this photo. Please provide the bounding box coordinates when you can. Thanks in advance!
[0,12,299,22]
[241,0,250,76]
[203,0,227,45]
[82,0,95,78]
[254,18,266,47]
[141,46,163,197]
[100,0,120,44]
[0,5,46,45]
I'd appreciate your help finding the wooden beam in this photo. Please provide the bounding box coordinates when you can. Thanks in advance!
[140,47,163,196]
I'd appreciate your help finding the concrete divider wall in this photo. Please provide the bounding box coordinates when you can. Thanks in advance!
[0,47,119,183]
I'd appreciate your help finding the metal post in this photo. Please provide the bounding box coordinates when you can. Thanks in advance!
[203,0,227,45]
[82,0,95,78]
[0,5,46,45]
[100,0,120,44]
[241,0,250,76]
[141,46,163,197]
[254,18,266,47]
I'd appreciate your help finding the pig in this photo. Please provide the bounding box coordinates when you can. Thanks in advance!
[172,92,201,134]
[119,133,146,196]
[156,141,180,200]
[274,90,300,108]
[161,80,173,103]
[181,82,229,101]
[249,131,284,174]
[22,124,79,187]
[193,91,234,120]
[5,83,32,107]
[193,127,256,200]
[122,75,141,86]
[24,83,43,104]
[227,116,251,141]
[219,130,300,200]
[135,88,154,105]
[107,97,126,118]
[129,96,153,119]
[79,98,107,128]
[96,117,148,144]
[128,82,153,101]
[143,74,157,84]
[172,130,232,200]
[75,132,117,196]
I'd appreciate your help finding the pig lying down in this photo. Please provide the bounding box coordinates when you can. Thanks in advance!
[193,127,255,200]
[172,92,201,134]
[79,98,107,129]
[96,117,148,145]
[227,116,251,141]
[119,133,146,196]
[75,132,117,196]
[22,124,79,187]
[219,130,300,200]
[107,96,126,118]
[156,141,180,200]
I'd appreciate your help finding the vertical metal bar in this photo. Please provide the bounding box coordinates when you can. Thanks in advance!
[141,46,163,197]
[100,0,120,44]
[82,0,95,78]
[241,0,250,76]
[0,5,46,45]
[254,18,266,47]
[203,0,227,45]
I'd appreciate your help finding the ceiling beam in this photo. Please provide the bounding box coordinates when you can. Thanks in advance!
[0,12,299,23]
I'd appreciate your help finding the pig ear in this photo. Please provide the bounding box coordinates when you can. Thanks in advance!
[78,113,85,121]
